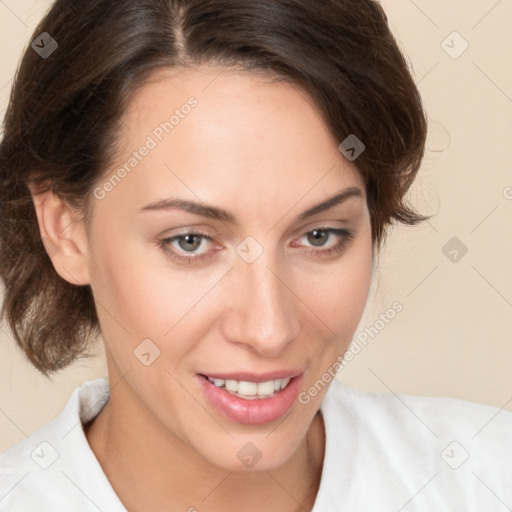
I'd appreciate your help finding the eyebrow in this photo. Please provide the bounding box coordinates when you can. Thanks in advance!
[138,186,362,223]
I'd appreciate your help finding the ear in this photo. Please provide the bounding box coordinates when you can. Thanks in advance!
[29,184,91,286]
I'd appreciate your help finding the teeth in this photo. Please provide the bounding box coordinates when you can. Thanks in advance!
[224,379,237,392]
[205,376,293,399]
[257,380,275,395]
[238,381,258,396]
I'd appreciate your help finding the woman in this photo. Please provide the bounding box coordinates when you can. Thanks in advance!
[0,0,510,510]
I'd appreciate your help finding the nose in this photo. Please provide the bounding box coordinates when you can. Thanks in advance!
[221,252,301,356]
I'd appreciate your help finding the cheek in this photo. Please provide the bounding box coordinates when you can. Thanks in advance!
[89,232,221,359]
[87,228,168,346]
[298,232,373,337]
[91,250,173,336]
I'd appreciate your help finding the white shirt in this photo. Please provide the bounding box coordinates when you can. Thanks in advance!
[1,377,511,511]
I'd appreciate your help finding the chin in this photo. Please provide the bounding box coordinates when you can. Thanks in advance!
[196,433,305,473]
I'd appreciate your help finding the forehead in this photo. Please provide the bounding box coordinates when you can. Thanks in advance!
[118,65,345,163]
[98,65,365,223]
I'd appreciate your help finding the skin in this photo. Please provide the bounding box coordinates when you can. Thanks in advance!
[31,66,374,512]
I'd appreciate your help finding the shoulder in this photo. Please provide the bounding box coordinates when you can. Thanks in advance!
[325,377,512,437]
[316,379,512,511]
[0,378,120,512]
[0,378,109,470]
[323,378,512,458]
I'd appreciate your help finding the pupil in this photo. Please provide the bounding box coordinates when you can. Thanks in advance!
[180,235,201,252]
[309,229,327,247]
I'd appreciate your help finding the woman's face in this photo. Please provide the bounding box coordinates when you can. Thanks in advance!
[85,66,373,470]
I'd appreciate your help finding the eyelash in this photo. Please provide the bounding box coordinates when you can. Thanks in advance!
[158,227,355,265]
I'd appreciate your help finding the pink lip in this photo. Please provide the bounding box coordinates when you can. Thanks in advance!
[196,373,303,425]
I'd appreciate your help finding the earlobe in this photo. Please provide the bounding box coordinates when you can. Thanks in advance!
[29,184,91,286]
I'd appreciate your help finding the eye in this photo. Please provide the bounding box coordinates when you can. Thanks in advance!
[158,227,355,265]
[293,227,355,258]
[158,231,216,264]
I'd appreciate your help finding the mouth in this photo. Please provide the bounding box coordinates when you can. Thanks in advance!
[201,375,292,400]
[197,371,303,424]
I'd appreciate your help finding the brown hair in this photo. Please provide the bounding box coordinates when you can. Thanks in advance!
[0,0,431,375]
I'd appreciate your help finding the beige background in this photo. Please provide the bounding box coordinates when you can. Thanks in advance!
[1,0,511,453]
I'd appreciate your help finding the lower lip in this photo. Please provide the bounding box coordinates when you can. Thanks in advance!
[197,374,303,425]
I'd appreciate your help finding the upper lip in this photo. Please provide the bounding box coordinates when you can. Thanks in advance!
[199,370,303,383]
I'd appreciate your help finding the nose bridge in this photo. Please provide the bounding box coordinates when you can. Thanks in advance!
[227,251,300,354]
